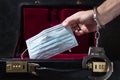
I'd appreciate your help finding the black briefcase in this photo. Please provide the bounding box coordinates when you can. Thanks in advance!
[0,0,106,80]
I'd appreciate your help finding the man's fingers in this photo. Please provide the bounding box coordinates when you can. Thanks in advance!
[62,15,78,27]
[75,30,86,36]
[62,20,69,27]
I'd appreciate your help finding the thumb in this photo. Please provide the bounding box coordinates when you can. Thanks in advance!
[62,20,69,27]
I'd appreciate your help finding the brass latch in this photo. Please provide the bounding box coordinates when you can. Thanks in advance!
[6,61,39,75]
[28,63,39,75]
[6,61,27,73]
[87,62,113,73]
[93,62,107,72]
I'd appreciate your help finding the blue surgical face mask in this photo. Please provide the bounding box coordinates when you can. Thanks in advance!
[26,24,78,59]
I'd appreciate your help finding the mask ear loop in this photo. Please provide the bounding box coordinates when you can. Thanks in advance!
[68,24,80,53]
[21,48,28,59]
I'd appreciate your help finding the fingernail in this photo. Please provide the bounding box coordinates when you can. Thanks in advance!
[62,21,67,26]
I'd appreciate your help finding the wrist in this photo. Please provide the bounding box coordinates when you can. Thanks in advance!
[93,7,103,28]
[97,7,107,26]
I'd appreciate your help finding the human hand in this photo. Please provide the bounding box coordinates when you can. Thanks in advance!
[62,10,97,36]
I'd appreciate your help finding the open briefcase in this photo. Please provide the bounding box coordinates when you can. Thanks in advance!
[0,0,112,80]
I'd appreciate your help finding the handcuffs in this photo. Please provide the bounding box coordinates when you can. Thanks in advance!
[82,7,113,80]
[82,47,113,80]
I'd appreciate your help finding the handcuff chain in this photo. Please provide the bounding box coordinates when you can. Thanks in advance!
[95,24,100,47]
[93,7,102,47]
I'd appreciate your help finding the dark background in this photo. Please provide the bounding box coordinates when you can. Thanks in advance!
[0,0,120,80]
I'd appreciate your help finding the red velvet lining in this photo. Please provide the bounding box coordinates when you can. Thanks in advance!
[23,8,50,40]
[17,7,94,59]
[50,54,88,60]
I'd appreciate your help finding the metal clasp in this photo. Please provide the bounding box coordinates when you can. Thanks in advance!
[35,0,40,5]
[76,0,81,5]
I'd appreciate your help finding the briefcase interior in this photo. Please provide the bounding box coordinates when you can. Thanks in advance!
[14,4,95,60]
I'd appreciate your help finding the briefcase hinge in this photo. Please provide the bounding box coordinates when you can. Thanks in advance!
[76,0,82,5]
[35,0,40,5]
